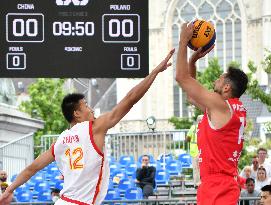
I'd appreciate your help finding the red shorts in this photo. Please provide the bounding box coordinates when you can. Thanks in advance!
[197,174,240,205]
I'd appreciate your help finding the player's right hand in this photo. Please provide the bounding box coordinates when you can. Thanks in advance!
[189,44,215,64]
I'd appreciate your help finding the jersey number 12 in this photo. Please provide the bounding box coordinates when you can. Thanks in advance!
[65,147,84,170]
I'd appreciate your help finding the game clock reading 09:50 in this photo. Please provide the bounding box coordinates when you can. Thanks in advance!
[52,21,94,36]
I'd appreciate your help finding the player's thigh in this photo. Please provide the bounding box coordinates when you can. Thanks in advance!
[197,176,239,205]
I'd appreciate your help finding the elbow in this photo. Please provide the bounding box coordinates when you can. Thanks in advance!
[175,75,181,84]
[175,75,185,86]
[175,73,191,87]
[187,95,193,104]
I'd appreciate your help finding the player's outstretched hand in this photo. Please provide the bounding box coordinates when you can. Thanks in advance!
[0,190,13,205]
[154,49,175,73]
[189,44,215,64]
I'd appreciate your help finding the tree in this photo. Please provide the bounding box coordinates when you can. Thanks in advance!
[246,51,271,134]
[246,61,271,111]
[197,58,223,90]
[20,78,68,157]
[168,116,193,129]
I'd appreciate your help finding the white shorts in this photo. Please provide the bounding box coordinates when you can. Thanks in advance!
[55,198,77,205]
[55,198,93,205]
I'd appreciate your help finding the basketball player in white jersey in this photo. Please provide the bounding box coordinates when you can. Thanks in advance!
[0,49,174,205]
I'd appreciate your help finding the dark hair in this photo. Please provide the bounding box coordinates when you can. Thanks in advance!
[261,185,271,193]
[224,67,248,98]
[51,188,60,194]
[257,147,267,154]
[61,93,85,123]
[246,178,255,184]
[258,166,266,170]
[142,155,150,159]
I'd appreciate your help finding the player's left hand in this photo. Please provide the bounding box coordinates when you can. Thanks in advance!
[189,44,215,64]
[179,22,194,45]
[154,49,175,73]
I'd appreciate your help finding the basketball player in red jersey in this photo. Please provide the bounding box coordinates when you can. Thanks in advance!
[176,23,248,205]
[0,49,174,205]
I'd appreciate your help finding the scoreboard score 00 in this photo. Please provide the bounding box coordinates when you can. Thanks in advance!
[0,0,149,78]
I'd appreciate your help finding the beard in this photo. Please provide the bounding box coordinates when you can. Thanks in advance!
[214,86,222,95]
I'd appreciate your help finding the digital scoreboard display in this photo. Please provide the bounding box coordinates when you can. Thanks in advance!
[0,0,149,78]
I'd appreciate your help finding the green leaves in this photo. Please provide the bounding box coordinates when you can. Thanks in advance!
[247,55,271,112]
[168,116,193,129]
[198,58,223,91]
[19,78,68,157]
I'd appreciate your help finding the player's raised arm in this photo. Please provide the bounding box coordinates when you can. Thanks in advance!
[187,46,215,111]
[175,23,226,113]
[94,49,175,133]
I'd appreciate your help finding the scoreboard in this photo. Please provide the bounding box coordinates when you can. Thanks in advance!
[0,0,149,78]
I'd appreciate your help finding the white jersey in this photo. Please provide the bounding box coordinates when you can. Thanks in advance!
[52,121,109,205]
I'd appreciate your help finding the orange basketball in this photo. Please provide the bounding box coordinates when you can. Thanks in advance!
[188,20,216,51]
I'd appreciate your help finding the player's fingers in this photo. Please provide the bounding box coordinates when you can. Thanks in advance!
[181,22,188,29]
[195,47,203,54]
[188,23,194,29]
[202,44,215,56]
[169,48,175,55]
[165,49,175,61]
[166,62,172,67]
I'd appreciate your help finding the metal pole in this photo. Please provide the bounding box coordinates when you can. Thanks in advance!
[163,132,166,170]
[88,79,91,107]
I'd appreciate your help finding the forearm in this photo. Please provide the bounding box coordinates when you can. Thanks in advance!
[126,68,159,104]
[6,149,54,193]
[187,60,196,102]
[188,60,197,79]
[176,42,190,83]
[6,166,37,193]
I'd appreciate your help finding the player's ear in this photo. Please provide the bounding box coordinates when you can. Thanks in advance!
[73,110,80,121]
[223,83,231,93]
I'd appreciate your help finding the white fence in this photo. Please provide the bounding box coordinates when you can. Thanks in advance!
[0,133,34,180]
[9,197,261,205]
[107,130,188,161]
[40,130,189,161]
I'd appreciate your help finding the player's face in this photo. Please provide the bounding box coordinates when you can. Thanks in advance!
[260,191,271,205]
[75,99,95,122]
[213,74,226,94]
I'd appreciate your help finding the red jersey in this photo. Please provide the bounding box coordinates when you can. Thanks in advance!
[197,98,246,179]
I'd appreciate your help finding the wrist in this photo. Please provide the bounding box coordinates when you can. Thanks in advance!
[179,39,189,47]
[6,187,13,194]
[189,58,196,65]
